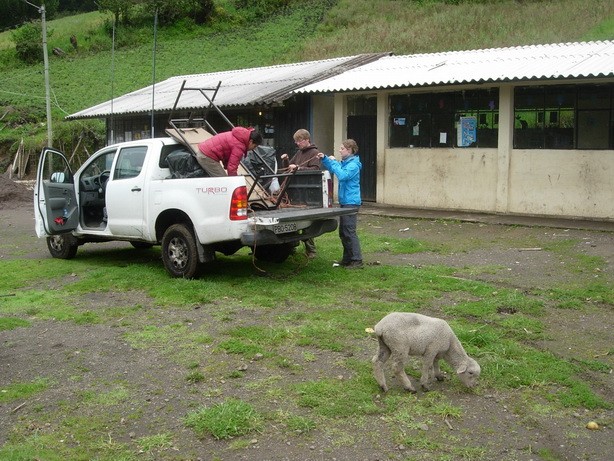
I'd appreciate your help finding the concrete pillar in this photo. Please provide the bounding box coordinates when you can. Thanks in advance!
[333,93,346,154]
[376,92,388,204]
[496,85,514,213]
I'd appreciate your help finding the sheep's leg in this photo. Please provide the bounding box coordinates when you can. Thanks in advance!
[433,359,445,381]
[372,337,391,392]
[420,353,438,391]
[392,352,416,393]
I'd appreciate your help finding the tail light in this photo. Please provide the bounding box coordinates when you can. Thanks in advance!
[327,177,333,208]
[230,186,248,220]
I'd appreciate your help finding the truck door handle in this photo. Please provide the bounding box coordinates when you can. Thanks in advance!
[131,187,142,192]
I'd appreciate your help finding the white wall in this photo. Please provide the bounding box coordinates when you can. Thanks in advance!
[381,148,499,212]
[311,94,335,154]
[377,147,614,219]
[508,150,614,219]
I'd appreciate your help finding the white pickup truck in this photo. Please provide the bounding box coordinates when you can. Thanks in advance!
[34,137,356,278]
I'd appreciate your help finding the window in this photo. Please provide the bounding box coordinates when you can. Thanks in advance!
[114,146,147,180]
[514,84,614,149]
[456,90,499,148]
[83,150,116,178]
[110,117,153,143]
[388,89,498,148]
[577,85,612,149]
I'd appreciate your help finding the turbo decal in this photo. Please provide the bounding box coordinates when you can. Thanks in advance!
[196,186,228,195]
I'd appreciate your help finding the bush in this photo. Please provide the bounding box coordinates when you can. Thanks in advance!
[153,0,216,26]
[12,21,44,64]
[235,0,292,18]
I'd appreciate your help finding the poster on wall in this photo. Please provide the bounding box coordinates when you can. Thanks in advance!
[458,116,477,147]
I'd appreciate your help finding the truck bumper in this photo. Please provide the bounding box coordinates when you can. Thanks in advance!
[240,218,338,246]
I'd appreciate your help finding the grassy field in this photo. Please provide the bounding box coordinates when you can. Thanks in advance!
[0,210,612,459]
[0,0,613,155]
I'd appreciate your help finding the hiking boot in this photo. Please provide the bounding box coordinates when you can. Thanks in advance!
[345,260,364,269]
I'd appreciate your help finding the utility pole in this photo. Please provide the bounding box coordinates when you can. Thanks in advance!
[41,4,52,147]
[22,0,53,147]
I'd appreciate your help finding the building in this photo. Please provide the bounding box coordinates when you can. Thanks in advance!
[67,41,614,221]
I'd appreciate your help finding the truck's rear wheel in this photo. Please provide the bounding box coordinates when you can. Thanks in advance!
[47,234,79,259]
[253,243,294,263]
[161,224,200,278]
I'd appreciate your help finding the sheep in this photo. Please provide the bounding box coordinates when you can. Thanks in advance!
[372,312,480,393]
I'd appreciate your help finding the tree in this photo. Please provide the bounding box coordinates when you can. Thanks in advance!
[58,0,97,12]
[97,0,138,25]
[0,0,59,30]
[143,0,215,26]
[192,0,215,24]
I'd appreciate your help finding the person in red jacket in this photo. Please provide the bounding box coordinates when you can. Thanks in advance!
[197,127,263,176]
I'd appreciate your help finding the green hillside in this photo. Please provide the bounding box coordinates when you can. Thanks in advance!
[0,0,613,168]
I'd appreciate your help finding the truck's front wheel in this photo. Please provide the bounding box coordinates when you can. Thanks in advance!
[161,224,200,278]
[47,234,79,259]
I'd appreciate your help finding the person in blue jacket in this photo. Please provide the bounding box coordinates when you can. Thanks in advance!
[317,139,363,268]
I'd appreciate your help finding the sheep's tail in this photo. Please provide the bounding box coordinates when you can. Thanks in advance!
[374,332,391,362]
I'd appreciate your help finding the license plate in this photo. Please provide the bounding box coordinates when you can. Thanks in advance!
[273,222,297,234]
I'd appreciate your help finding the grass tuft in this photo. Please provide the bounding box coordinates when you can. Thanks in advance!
[185,398,263,439]
[0,378,49,403]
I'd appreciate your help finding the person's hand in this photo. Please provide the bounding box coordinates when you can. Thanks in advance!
[317,152,325,159]
[281,153,288,160]
[328,155,335,161]
[289,164,298,172]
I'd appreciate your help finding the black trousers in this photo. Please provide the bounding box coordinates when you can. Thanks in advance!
[339,205,362,263]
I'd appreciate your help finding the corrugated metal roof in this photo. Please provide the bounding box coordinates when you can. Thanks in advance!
[294,41,614,94]
[66,53,389,120]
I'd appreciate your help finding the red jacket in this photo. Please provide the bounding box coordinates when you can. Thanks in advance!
[197,127,253,176]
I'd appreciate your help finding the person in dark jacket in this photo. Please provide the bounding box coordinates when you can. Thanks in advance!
[197,127,262,176]
[318,139,363,269]
[281,129,322,173]
[281,129,321,258]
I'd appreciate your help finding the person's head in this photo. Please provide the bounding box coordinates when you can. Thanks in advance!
[248,130,263,150]
[339,139,358,159]
[293,129,311,149]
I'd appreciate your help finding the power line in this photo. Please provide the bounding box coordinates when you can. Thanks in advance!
[19,0,42,11]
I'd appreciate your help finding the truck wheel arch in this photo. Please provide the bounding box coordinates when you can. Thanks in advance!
[155,209,193,242]
[161,223,201,278]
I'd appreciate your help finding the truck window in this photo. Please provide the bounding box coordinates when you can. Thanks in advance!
[83,150,116,178]
[115,146,147,180]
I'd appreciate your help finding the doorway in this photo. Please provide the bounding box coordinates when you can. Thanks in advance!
[347,95,377,201]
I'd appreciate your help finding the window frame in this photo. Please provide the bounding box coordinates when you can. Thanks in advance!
[514,83,614,150]
[388,89,499,148]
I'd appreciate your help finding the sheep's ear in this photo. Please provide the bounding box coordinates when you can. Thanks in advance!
[456,364,467,374]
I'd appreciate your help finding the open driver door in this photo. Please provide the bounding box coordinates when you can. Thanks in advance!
[34,147,79,237]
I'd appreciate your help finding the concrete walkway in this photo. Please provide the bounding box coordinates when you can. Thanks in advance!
[359,202,614,232]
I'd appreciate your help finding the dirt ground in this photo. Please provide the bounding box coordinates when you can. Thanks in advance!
[1,175,612,460]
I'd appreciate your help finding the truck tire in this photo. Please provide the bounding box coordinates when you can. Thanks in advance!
[46,234,79,259]
[253,243,294,263]
[161,224,200,278]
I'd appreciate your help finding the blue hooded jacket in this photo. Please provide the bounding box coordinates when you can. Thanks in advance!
[321,154,362,206]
